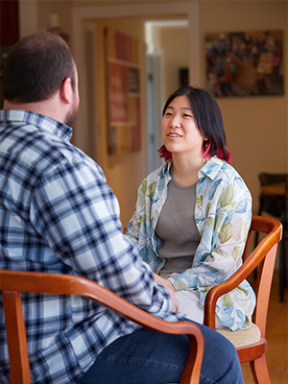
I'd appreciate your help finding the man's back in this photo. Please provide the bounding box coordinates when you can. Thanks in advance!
[0,110,179,383]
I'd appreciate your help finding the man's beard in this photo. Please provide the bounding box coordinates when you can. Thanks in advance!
[64,97,79,128]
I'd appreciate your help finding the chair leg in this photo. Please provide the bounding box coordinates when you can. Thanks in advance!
[254,231,260,280]
[254,201,263,280]
[279,236,286,302]
[250,355,271,384]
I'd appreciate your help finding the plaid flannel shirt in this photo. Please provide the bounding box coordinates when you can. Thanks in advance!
[0,110,182,384]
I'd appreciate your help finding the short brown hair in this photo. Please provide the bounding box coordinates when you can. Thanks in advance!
[3,30,75,103]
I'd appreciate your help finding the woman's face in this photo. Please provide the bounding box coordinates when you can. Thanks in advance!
[161,95,205,158]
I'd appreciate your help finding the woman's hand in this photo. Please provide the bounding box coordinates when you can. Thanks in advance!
[153,273,176,292]
[153,273,179,312]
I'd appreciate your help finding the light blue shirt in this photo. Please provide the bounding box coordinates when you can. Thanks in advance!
[126,157,256,331]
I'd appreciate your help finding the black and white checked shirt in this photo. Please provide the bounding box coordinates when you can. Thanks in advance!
[0,110,182,384]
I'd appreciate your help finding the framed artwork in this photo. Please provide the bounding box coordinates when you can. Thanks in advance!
[205,30,284,97]
[105,28,141,155]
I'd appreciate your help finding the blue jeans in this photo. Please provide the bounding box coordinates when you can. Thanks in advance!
[75,319,244,384]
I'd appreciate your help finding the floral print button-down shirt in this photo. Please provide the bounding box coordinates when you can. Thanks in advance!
[126,156,256,331]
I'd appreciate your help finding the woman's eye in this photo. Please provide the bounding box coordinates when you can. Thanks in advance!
[165,112,172,116]
[183,114,193,118]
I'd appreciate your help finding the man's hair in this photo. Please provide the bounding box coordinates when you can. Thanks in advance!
[3,30,75,103]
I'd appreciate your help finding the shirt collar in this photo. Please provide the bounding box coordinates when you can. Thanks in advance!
[198,156,225,180]
[0,109,73,142]
[161,156,225,181]
[161,160,172,179]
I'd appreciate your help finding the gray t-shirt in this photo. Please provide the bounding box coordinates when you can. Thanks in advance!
[156,176,201,278]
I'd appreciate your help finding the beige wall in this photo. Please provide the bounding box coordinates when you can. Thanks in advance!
[37,0,73,46]
[19,0,37,37]
[199,1,288,215]
[72,0,192,7]
[19,0,73,46]
[160,27,189,100]
[19,0,72,46]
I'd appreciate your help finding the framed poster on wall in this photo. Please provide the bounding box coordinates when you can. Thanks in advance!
[105,28,141,155]
[205,30,283,97]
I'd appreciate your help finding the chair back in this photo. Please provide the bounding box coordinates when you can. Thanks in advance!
[0,270,204,384]
[258,173,288,219]
[259,173,288,187]
[241,216,282,336]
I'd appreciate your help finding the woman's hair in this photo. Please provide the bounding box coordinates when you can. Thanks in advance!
[158,86,232,163]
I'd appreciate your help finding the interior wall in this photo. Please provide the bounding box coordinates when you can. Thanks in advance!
[160,27,189,100]
[199,1,288,215]
[72,0,288,218]
[19,0,37,38]
[19,0,73,44]
[72,0,191,7]
[37,0,73,43]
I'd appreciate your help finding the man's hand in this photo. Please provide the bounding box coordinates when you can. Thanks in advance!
[153,273,179,312]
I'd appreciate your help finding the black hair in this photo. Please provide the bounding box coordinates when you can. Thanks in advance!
[160,86,231,162]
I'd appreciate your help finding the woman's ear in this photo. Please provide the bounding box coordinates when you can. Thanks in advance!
[60,77,73,105]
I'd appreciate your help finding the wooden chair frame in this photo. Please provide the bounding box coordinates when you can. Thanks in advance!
[0,269,204,384]
[255,173,288,301]
[203,215,282,384]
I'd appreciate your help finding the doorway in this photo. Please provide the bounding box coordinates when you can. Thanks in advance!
[145,19,189,173]
[72,3,198,225]
[72,2,199,163]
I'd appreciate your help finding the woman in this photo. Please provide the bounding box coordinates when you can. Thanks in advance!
[125,86,255,331]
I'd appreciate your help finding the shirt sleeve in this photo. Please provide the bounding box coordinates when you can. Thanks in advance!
[168,175,252,292]
[125,180,145,244]
[29,159,182,321]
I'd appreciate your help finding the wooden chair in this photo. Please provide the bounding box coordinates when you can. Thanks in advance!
[0,270,204,384]
[255,173,288,301]
[203,215,282,384]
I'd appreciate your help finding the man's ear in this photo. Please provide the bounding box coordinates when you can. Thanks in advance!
[60,77,73,104]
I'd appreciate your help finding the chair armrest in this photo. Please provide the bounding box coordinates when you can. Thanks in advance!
[1,270,204,384]
[78,276,204,384]
[203,224,281,330]
[203,262,253,329]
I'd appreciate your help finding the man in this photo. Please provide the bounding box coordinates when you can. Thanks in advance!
[0,31,244,384]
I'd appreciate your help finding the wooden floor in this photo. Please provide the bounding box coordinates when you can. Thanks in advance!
[241,271,288,383]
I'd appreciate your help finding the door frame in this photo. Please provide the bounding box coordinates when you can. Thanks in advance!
[72,2,200,152]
